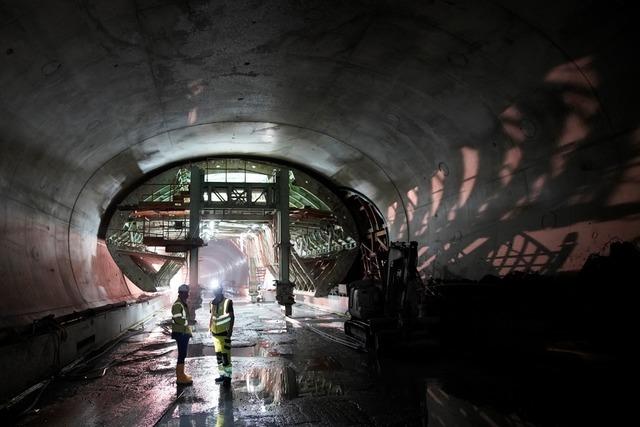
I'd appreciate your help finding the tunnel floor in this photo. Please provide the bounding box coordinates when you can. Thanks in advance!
[14,292,620,427]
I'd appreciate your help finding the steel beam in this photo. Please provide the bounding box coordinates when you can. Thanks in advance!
[276,168,294,315]
[189,165,203,288]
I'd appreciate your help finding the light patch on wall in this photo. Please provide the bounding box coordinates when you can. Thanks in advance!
[568,193,595,206]
[461,237,488,255]
[500,147,522,185]
[500,105,526,143]
[563,92,599,117]
[398,222,407,236]
[511,234,525,252]
[607,128,640,206]
[558,113,589,147]
[448,147,479,220]
[421,212,429,225]
[430,171,445,216]
[415,211,430,236]
[406,187,419,224]
[486,232,559,274]
[387,201,398,222]
[544,56,599,88]
[458,147,479,208]
[418,254,437,271]
[407,186,419,207]
[188,108,198,125]
[529,175,546,202]
[550,152,567,178]
[188,79,206,97]
[521,227,580,272]
[418,245,429,257]
[500,209,515,221]
[514,219,640,274]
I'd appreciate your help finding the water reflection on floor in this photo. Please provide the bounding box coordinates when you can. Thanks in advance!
[13,296,623,427]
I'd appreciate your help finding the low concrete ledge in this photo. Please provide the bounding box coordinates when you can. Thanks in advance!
[256,290,348,315]
[0,293,171,403]
[294,293,349,315]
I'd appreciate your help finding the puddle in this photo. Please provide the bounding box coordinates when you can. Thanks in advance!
[241,364,298,403]
[232,345,256,357]
[188,343,216,357]
[238,359,344,399]
[231,340,293,357]
[188,339,294,358]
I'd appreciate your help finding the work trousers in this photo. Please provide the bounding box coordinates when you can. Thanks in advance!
[174,332,191,364]
[213,334,232,378]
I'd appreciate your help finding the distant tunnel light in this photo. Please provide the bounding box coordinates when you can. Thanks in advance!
[205,172,269,183]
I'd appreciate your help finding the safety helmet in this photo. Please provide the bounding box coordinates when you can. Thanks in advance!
[178,284,190,293]
[212,281,225,295]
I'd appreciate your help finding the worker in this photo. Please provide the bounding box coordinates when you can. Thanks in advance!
[209,280,235,387]
[171,284,193,385]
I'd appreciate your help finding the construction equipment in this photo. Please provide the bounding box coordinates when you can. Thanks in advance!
[344,241,435,353]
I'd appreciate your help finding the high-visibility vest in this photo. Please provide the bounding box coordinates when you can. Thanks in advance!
[210,298,232,335]
[171,299,192,335]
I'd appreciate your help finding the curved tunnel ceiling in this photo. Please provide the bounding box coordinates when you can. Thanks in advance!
[1,0,638,326]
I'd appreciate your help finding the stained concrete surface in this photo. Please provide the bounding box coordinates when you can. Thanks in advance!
[2,0,639,329]
[1,2,636,423]
[12,292,623,427]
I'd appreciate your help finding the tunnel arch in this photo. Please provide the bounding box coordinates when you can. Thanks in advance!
[1,0,638,330]
[101,154,364,294]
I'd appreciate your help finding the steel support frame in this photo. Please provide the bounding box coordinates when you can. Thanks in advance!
[276,168,294,315]
[189,165,203,288]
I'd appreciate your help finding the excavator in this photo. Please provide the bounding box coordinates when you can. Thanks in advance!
[344,241,438,353]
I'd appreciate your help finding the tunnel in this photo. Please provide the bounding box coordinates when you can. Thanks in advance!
[0,1,637,425]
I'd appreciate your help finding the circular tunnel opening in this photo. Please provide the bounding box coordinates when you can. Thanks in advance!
[102,157,378,297]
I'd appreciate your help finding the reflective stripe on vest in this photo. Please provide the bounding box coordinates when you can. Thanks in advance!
[210,298,231,333]
[173,301,187,321]
[172,300,191,334]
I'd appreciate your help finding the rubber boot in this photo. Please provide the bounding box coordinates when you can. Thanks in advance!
[176,363,193,385]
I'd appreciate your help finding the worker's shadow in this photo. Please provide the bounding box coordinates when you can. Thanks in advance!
[171,384,193,427]
[217,387,235,426]
[172,384,235,426]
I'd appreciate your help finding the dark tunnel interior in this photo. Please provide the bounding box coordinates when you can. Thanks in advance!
[1,0,638,425]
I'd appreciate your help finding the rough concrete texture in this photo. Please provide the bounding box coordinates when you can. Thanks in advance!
[13,298,623,426]
[0,292,170,402]
[1,1,639,326]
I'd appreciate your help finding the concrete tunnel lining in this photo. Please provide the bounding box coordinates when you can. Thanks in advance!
[71,120,407,296]
[1,0,638,336]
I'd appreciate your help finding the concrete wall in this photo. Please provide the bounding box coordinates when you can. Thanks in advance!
[0,1,639,331]
[0,293,170,402]
[294,293,349,315]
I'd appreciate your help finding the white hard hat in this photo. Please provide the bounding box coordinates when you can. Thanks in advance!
[212,281,225,295]
[178,284,190,293]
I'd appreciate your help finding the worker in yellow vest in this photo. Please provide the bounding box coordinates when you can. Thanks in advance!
[209,281,234,387]
[171,284,193,385]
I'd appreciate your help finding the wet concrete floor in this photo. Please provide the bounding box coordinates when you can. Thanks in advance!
[13,295,622,426]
